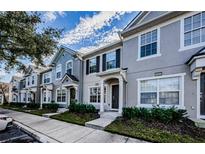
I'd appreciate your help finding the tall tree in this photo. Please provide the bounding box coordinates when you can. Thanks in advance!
[0,11,62,71]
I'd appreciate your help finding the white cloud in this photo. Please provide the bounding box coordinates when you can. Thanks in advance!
[79,26,121,53]
[60,11,127,45]
[42,11,65,22]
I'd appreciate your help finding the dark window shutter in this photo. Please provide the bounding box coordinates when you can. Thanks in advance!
[96,56,100,72]
[102,54,106,71]
[86,59,89,75]
[116,48,121,68]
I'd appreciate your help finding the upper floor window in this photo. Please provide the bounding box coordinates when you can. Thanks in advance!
[89,58,97,74]
[43,72,51,84]
[184,12,205,47]
[32,76,35,85]
[56,64,62,80]
[86,56,100,75]
[102,49,121,71]
[106,52,116,70]
[66,60,73,75]
[140,29,158,58]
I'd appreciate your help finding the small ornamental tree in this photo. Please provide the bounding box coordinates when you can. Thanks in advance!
[0,11,62,71]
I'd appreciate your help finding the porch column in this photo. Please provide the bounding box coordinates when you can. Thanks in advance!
[100,80,104,112]
[40,88,43,109]
[118,77,123,114]
[67,88,70,108]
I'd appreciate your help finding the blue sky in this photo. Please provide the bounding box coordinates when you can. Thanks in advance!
[0,11,138,83]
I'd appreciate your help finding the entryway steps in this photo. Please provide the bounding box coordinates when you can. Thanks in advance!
[191,118,205,128]
[85,112,121,130]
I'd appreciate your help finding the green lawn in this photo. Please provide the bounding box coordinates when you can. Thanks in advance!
[51,111,99,126]
[0,105,57,116]
[105,118,205,143]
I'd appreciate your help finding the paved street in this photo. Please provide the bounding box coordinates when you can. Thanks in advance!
[0,108,146,143]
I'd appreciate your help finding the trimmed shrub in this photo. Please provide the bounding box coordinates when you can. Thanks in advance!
[27,103,40,109]
[69,102,97,113]
[42,103,59,110]
[122,106,187,124]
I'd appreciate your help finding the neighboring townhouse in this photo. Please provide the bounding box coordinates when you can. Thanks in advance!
[9,76,22,102]
[120,11,205,119]
[82,41,126,114]
[41,47,83,108]
[18,65,45,103]
[0,82,10,104]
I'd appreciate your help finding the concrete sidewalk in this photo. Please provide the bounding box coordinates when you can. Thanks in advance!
[0,108,146,143]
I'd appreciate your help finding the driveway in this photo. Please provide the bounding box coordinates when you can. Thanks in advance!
[0,108,146,143]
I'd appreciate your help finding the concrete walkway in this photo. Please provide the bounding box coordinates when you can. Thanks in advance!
[0,108,147,143]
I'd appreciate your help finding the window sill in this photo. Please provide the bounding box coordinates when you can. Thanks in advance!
[137,104,185,109]
[179,42,205,52]
[136,53,161,61]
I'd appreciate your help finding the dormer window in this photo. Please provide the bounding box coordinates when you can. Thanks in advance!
[66,60,73,75]
[56,64,62,80]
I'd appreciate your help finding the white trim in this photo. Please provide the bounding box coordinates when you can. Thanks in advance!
[55,87,67,104]
[137,28,161,61]
[137,73,186,109]
[179,11,205,52]
[66,60,73,75]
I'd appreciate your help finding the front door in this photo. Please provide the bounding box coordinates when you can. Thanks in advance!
[200,73,205,118]
[70,88,76,103]
[111,85,119,109]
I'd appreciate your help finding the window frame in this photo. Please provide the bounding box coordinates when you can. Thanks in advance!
[56,64,62,80]
[88,86,107,104]
[89,57,97,74]
[66,60,73,75]
[56,88,67,104]
[137,73,185,109]
[180,11,205,51]
[106,51,117,70]
[43,72,51,84]
[137,28,161,61]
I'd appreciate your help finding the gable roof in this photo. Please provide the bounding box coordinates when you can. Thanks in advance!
[186,47,205,65]
[123,11,148,30]
[50,46,81,66]
[121,11,188,38]
[61,73,79,82]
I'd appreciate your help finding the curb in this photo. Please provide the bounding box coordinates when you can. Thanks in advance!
[13,121,61,143]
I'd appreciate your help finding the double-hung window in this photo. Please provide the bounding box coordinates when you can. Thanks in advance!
[43,72,51,84]
[56,89,66,103]
[89,58,97,73]
[27,77,30,86]
[56,64,62,80]
[140,29,158,58]
[66,60,73,75]
[89,86,106,103]
[184,12,205,47]
[32,76,35,85]
[139,75,183,107]
[106,52,116,70]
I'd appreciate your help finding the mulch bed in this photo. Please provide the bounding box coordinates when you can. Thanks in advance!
[123,117,205,140]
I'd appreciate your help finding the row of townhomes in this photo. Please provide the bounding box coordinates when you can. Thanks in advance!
[10,11,205,120]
